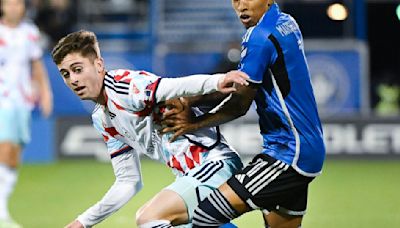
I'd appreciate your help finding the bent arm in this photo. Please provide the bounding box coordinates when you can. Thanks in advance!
[192,83,258,128]
[162,83,258,141]
[31,59,53,117]
[76,151,143,227]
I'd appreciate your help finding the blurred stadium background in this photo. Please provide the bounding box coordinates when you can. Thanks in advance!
[12,0,400,227]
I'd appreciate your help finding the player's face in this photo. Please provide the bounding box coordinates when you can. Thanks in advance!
[57,53,105,102]
[1,0,25,24]
[231,0,270,28]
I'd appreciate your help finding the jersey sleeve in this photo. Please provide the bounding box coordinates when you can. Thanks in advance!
[127,70,161,112]
[239,31,275,83]
[26,22,43,60]
[76,151,143,227]
[77,112,144,226]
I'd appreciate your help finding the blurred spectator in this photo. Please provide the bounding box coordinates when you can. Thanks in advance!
[35,0,77,48]
[0,0,52,227]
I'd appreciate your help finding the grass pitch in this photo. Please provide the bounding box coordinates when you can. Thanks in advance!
[10,159,400,228]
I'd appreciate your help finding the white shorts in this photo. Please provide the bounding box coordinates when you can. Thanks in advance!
[0,108,31,145]
[165,154,243,221]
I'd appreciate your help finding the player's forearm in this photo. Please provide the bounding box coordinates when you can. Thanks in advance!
[155,74,224,102]
[76,178,142,227]
[32,60,52,96]
[193,93,249,129]
[185,92,228,108]
[76,152,143,227]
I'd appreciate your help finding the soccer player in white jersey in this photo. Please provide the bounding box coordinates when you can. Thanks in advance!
[51,30,248,228]
[0,0,53,227]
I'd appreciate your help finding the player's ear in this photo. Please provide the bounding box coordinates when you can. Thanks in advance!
[95,57,105,73]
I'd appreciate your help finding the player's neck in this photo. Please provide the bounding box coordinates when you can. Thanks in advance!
[1,17,21,28]
[96,86,107,105]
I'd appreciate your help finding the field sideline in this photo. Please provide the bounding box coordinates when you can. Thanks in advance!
[10,159,400,228]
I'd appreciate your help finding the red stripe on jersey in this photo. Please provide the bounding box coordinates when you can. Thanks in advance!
[111,100,125,111]
[132,83,140,94]
[0,38,5,46]
[184,154,195,169]
[139,71,151,76]
[102,134,109,142]
[190,145,207,164]
[104,127,120,137]
[114,71,132,83]
[170,156,184,173]
[28,33,39,41]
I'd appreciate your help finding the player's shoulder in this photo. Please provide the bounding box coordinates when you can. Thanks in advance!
[107,69,159,82]
[244,21,274,48]
[19,19,40,33]
[274,13,301,37]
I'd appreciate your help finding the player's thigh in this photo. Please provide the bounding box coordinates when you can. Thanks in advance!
[0,109,28,167]
[136,189,188,225]
[263,211,302,228]
[0,108,31,146]
[164,158,242,222]
[226,154,313,217]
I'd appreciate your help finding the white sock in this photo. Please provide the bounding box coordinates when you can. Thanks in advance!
[0,164,17,220]
[138,220,172,228]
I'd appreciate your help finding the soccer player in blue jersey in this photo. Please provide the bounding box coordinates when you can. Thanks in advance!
[161,0,325,227]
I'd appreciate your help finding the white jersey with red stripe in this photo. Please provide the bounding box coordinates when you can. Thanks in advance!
[79,69,238,226]
[0,20,42,110]
[91,69,238,175]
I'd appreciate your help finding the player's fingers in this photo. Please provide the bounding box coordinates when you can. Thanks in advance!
[160,118,177,126]
[162,109,179,119]
[237,70,250,79]
[230,72,249,86]
[169,129,184,142]
[220,87,237,94]
[160,125,181,134]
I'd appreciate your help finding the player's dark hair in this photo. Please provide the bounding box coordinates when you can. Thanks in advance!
[51,30,100,65]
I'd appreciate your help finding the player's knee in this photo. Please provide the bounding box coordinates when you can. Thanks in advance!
[136,219,172,228]
[136,207,168,226]
[192,189,238,228]
[0,142,20,168]
[135,206,152,225]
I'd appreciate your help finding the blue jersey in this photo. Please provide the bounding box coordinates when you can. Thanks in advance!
[239,3,325,176]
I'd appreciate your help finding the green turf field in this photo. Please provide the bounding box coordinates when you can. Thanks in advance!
[10,159,400,228]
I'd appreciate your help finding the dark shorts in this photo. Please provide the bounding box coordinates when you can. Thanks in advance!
[227,154,314,216]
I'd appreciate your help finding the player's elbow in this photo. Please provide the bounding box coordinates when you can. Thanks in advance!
[117,175,143,199]
[236,103,250,117]
[231,96,251,118]
[128,176,143,196]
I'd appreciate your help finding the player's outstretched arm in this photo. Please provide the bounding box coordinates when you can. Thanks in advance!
[155,70,249,102]
[66,151,143,228]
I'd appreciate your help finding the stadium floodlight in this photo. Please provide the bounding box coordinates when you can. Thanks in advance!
[326,2,349,21]
[396,4,400,21]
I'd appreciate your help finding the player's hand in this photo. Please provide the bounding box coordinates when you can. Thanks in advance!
[217,70,249,94]
[64,220,84,228]
[161,98,198,142]
[40,89,53,118]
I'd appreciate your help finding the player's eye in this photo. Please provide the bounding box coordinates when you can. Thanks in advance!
[60,71,70,79]
[73,67,83,73]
